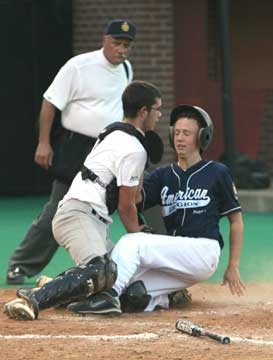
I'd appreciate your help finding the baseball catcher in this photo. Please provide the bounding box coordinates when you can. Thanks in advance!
[4,80,163,320]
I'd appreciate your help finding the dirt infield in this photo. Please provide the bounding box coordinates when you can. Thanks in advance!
[1,283,273,360]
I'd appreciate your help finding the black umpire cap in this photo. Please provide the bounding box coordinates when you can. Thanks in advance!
[104,19,136,41]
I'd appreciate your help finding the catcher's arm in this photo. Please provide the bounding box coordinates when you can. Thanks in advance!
[118,185,140,233]
[222,211,245,296]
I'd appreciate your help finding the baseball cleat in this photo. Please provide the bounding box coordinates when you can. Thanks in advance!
[67,289,122,315]
[4,298,36,321]
[168,288,192,308]
[16,288,39,319]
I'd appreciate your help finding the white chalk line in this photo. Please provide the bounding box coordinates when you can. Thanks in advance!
[230,337,273,346]
[2,333,273,346]
[34,317,273,346]
[0,333,159,342]
[174,334,273,346]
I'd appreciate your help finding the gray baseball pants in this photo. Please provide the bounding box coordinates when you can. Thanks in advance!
[52,199,114,266]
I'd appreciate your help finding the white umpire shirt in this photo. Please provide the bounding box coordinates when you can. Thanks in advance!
[43,48,133,137]
[62,130,147,222]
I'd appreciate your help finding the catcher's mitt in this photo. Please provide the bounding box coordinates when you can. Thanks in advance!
[145,130,164,164]
[168,289,192,308]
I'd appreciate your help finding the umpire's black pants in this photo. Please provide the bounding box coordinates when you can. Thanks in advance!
[8,179,69,277]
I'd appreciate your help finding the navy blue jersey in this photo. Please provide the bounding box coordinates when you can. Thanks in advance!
[141,160,241,248]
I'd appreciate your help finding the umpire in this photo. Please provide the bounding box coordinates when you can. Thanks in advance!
[7,19,136,284]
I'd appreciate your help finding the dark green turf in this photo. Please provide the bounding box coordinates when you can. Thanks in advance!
[210,212,273,283]
[0,196,272,288]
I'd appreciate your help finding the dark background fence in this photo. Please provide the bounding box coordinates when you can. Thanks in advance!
[0,0,72,195]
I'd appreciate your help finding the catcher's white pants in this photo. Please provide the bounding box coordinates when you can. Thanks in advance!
[111,233,220,311]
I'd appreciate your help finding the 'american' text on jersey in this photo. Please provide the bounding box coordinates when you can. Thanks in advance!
[161,186,211,215]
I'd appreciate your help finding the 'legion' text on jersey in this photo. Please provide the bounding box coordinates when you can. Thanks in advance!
[161,186,210,216]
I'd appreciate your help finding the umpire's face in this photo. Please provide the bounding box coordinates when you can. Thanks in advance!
[103,35,133,65]
[174,118,200,159]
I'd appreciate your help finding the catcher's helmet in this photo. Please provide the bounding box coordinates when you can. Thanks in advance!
[169,104,214,152]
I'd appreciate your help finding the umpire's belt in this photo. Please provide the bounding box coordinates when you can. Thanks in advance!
[81,166,107,188]
[91,208,109,225]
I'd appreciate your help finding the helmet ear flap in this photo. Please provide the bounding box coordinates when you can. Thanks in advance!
[169,104,214,152]
[198,126,213,151]
[169,126,174,149]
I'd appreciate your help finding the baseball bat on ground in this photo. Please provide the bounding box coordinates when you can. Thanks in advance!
[175,319,230,345]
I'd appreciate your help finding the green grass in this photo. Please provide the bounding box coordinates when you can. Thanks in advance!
[0,196,272,287]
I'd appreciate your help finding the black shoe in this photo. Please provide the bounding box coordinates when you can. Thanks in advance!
[6,267,26,285]
[67,289,121,315]
[168,289,192,308]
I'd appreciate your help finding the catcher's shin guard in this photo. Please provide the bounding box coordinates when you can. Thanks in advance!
[29,255,117,310]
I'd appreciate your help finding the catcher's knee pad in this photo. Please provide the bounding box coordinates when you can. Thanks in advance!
[56,266,79,277]
[85,254,117,293]
[120,280,151,313]
[104,255,118,289]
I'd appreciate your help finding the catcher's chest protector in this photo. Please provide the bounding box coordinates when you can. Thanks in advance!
[98,122,147,151]
[98,123,147,215]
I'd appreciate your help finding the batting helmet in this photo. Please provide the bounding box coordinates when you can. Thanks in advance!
[169,104,214,152]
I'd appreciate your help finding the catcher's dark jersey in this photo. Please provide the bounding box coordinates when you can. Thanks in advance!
[141,160,241,248]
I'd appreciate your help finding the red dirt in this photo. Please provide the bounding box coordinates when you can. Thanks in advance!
[1,283,273,360]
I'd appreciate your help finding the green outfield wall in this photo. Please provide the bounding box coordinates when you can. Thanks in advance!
[0,196,272,288]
